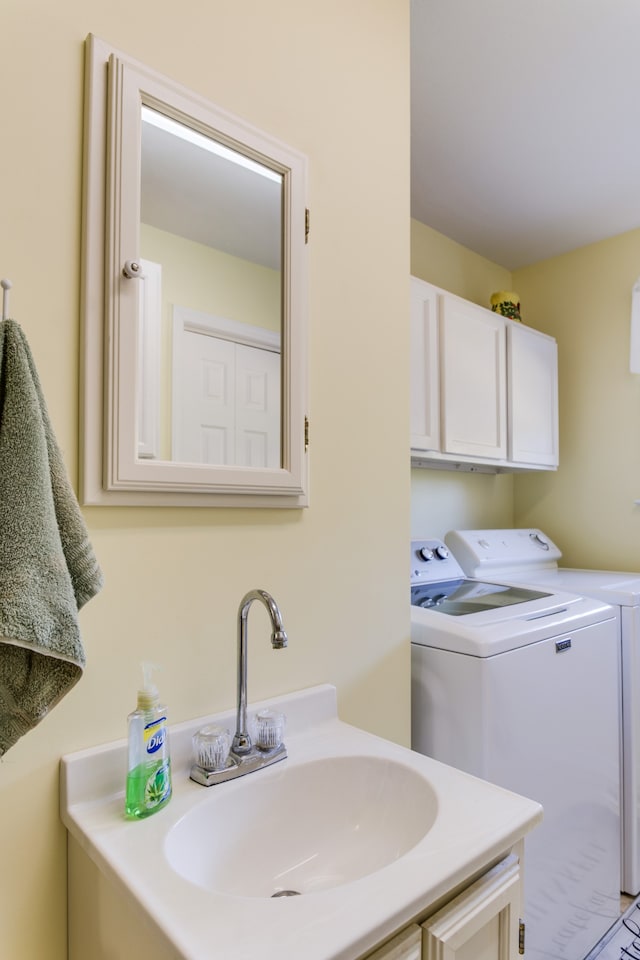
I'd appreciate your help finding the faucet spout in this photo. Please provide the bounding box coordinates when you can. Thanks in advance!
[232,590,287,755]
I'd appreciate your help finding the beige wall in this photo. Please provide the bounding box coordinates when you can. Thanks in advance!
[410,219,515,539]
[141,223,281,332]
[513,229,640,569]
[411,219,512,306]
[0,3,410,958]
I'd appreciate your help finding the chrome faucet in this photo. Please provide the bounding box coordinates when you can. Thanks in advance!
[232,589,288,754]
[190,589,288,786]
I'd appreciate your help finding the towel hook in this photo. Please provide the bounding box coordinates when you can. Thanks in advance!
[1,279,12,321]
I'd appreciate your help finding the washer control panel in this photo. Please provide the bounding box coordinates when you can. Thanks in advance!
[411,539,465,585]
[444,529,562,579]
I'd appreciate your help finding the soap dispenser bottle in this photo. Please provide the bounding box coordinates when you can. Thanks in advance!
[125,662,172,819]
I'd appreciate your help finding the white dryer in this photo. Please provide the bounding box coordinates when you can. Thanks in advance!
[446,527,640,897]
[411,538,621,960]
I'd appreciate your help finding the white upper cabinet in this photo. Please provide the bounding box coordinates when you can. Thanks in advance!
[410,277,558,473]
[410,278,440,452]
[440,293,507,461]
[507,322,558,467]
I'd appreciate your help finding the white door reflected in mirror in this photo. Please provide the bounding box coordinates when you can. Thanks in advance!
[171,308,280,468]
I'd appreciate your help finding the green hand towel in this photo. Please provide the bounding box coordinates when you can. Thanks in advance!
[0,319,104,756]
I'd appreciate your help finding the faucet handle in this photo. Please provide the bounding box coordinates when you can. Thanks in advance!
[193,724,232,772]
[254,710,286,751]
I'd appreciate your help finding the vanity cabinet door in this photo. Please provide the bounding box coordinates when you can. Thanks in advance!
[421,855,521,960]
[439,294,507,461]
[507,321,558,467]
[410,277,440,452]
[365,924,422,960]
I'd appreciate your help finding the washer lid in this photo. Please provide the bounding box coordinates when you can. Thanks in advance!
[410,578,549,616]
[411,587,614,656]
[521,567,640,607]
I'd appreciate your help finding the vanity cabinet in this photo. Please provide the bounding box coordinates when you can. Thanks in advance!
[365,924,421,960]
[421,854,521,960]
[410,276,558,472]
[364,854,522,960]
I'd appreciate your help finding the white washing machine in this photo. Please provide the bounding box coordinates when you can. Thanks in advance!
[411,538,621,960]
[446,527,640,898]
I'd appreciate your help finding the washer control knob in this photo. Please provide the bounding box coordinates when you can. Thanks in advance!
[434,545,449,560]
[529,532,550,551]
[418,547,434,562]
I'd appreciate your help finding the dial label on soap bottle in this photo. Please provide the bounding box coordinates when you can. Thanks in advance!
[144,717,167,754]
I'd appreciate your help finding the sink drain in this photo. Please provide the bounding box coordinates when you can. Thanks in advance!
[271,889,301,898]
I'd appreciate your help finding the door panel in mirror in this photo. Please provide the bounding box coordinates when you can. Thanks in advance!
[80,35,308,506]
[170,306,281,468]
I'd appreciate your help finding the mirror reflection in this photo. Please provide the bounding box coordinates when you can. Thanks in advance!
[137,107,283,468]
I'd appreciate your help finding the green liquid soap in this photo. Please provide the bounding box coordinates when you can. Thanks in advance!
[125,758,172,819]
[125,663,173,820]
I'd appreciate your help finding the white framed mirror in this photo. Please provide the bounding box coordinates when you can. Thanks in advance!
[80,35,309,506]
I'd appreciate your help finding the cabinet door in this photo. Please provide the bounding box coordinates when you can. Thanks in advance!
[421,855,521,960]
[410,277,440,452]
[440,295,507,460]
[365,923,422,960]
[507,323,558,467]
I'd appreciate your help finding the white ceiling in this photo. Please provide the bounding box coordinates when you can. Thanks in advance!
[141,117,282,271]
[411,0,640,270]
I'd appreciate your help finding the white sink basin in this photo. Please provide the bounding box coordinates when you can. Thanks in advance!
[164,754,438,897]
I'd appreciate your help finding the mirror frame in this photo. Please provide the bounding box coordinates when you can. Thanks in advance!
[80,35,309,507]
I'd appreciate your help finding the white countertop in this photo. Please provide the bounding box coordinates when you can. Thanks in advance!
[61,685,542,960]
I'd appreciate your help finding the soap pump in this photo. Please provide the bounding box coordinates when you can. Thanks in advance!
[125,662,172,819]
